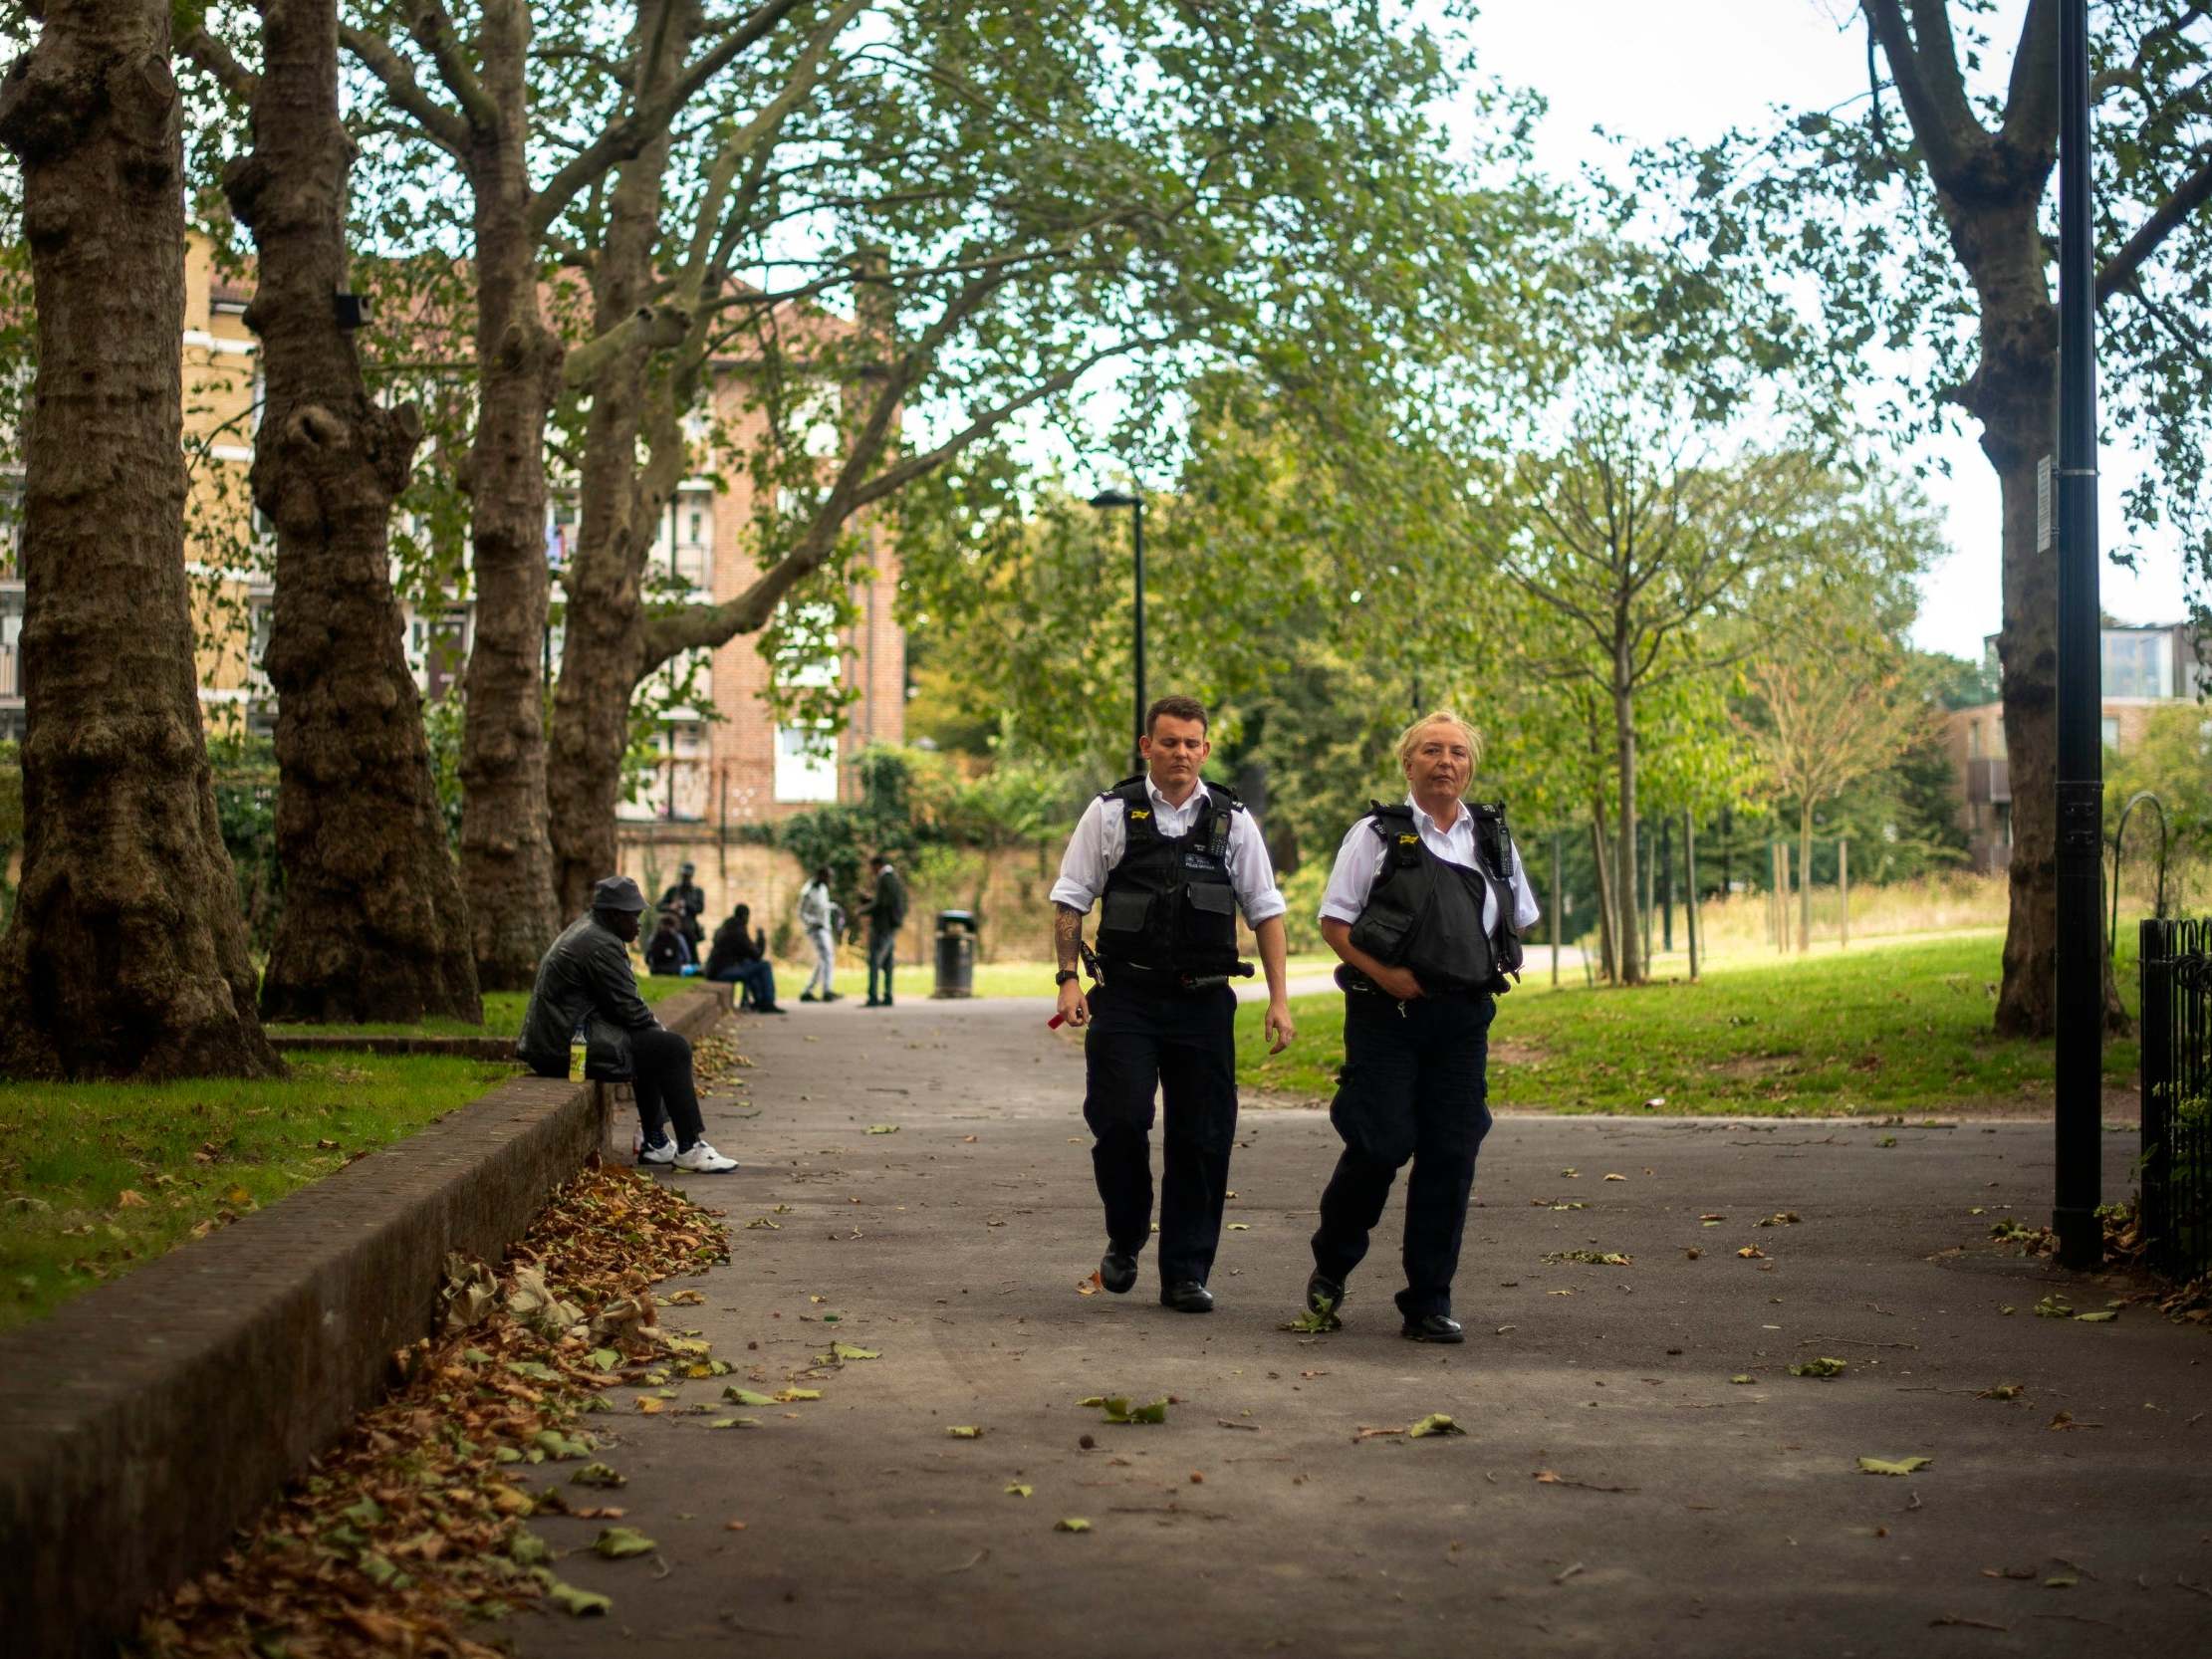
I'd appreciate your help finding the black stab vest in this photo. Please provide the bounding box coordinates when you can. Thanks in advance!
[1345,801,1525,995]
[1093,777,1243,979]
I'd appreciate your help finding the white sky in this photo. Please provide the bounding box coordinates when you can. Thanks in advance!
[1457,0,2195,659]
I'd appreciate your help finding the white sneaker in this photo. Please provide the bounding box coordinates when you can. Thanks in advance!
[638,1135,677,1166]
[672,1140,738,1174]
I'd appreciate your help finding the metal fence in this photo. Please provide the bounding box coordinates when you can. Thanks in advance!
[2139,917,2212,1280]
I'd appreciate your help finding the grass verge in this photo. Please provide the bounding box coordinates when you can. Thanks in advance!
[269,973,699,1040]
[1237,933,2141,1116]
[1,1055,516,1330]
[133,1162,727,1657]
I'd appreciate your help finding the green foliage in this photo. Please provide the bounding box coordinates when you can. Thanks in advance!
[2107,702,2212,861]
[205,735,282,956]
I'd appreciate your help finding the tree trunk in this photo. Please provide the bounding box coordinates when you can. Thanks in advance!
[1611,680,1643,985]
[1798,799,1814,954]
[546,0,692,922]
[0,0,280,1077]
[1590,803,1616,985]
[456,0,561,988]
[225,0,480,1024]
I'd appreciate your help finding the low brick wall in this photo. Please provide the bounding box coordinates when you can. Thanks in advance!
[0,987,728,1659]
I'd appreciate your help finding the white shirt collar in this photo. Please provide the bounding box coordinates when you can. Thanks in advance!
[1147,777,1208,814]
[1405,793,1468,836]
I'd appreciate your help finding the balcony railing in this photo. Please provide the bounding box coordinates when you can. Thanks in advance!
[1966,756,2010,805]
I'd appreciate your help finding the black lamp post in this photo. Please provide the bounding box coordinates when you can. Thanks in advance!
[1090,487,1145,770]
[2053,0,2102,1269]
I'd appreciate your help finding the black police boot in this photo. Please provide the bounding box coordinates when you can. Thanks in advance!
[1159,1281,1215,1313]
[1304,1272,1346,1330]
[1400,1312,1464,1343]
[1099,1250,1138,1295]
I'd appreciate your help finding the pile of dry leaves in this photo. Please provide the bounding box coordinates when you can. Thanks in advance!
[1990,1197,2211,1327]
[131,1160,727,1658]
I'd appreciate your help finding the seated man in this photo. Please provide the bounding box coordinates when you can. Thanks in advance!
[644,905,696,976]
[704,903,786,1013]
[516,875,736,1173]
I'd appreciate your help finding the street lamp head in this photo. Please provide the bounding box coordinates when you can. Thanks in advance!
[1089,489,1139,509]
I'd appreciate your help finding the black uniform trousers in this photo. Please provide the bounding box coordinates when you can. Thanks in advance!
[1083,979,1239,1287]
[1311,989,1495,1318]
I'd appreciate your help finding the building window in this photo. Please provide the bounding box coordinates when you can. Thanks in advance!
[2100,715,2120,751]
[774,725,838,803]
[2100,629,2171,699]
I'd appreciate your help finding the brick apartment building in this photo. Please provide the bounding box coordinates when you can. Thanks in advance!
[1,240,904,935]
[1942,621,2207,871]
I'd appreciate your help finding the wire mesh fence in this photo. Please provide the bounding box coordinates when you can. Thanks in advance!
[2139,917,2212,1280]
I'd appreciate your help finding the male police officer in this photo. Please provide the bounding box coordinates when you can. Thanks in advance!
[1302,712,1538,1341]
[1052,696,1295,1312]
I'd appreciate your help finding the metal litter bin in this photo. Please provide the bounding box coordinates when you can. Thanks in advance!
[932,909,978,998]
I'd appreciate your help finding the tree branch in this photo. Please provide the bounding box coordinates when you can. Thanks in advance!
[406,0,500,136]
[341,23,470,156]
[178,25,258,105]
[2095,147,2212,305]
[1999,0,2061,157]
[1860,0,1983,187]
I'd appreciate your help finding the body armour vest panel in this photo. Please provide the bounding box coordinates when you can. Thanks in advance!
[1346,802,1524,994]
[1093,776,1243,979]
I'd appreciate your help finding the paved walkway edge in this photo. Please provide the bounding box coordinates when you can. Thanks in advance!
[0,987,728,1659]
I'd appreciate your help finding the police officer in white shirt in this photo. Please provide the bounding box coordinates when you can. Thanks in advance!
[1302,711,1539,1342]
[1051,695,1296,1313]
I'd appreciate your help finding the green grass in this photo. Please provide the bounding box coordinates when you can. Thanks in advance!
[269,971,700,1038]
[0,1055,516,1330]
[1237,933,2141,1116]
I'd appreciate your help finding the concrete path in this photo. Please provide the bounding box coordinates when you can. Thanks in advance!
[506,998,2209,1658]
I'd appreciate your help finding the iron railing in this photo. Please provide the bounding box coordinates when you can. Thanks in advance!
[2139,916,2212,1280]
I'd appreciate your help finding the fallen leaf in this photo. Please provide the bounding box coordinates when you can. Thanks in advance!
[1789,1357,1846,1378]
[117,1190,148,1209]
[2043,1575,2079,1589]
[1005,1484,1033,1498]
[708,1417,760,1430]
[2072,1310,2117,1323]
[1406,1413,1464,1438]
[1976,1384,2023,1401]
[1226,1223,1251,1231]
[865,1124,900,1135]
[946,1425,983,1439]
[1737,1246,1766,1260]
[725,1520,748,1532]
[1876,1135,1897,1148]
[831,1342,880,1360]
[1856,1455,1933,1476]
[539,1573,612,1617]
[1076,1273,1102,1296]
[1602,1173,1627,1182]
[1729,1375,1755,1385]
[572,1463,626,1488]
[634,1396,663,1414]
[773,1388,822,1403]
[722,1386,776,1406]
[593,1526,657,1559]
[1054,1518,1092,1533]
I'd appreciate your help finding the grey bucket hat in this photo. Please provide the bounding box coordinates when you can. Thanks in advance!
[591,875,648,914]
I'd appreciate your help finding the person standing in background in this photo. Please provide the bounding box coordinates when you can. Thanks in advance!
[798,864,842,1003]
[862,851,907,1008]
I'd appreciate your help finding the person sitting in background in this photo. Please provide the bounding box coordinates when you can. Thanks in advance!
[644,906,696,977]
[515,875,736,1173]
[705,902,786,1013]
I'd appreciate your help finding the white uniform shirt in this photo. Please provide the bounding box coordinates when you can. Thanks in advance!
[1318,796,1541,935]
[1050,778,1288,925]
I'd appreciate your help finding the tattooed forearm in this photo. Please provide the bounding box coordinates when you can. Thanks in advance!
[1054,903,1085,971]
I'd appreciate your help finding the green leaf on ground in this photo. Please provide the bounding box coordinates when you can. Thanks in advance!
[1977,1384,2023,1401]
[1406,1414,1464,1438]
[506,1360,561,1383]
[1055,1517,1092,1533]
[2044,1574,2079,1589]
[1789,1357,1847,1378]
[773,1388,822,1402]
[1729,1374,1755,1385]
[1542,1250,1633,1266]
[1281,1301,1342,1333]
[534,1429,591,1459]
[2073,1310,2117,1323]
[594,1527,656,1559]
[1875,1136,1897,1148]
[1856,1455,1933,1476]
[946,1425,983,1438]
[571,1462,625,1488]
[508,1530,551,1566]
[722,1386,776,1406]
[1087,1396,1167,1424]
[538,1573,612,1617]
[832,1342,880,1360]
[2035,1295,2075,1318]
[1005,1484,1033,1498]
[865,1124,900,1134]
[709,1417,761,1429]
[588,1348,619,1372]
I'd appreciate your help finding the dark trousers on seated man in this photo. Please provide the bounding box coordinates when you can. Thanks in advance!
[1085,981,1239,1289]
[616,1027,707,1152]
[1311,989,1494,1319]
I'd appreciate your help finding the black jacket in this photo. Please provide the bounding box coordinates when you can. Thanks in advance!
[644,926,695,976]
[659,880,707,945]
[864,866,907,934]
[703,918,763,979]
[516,915,661,1079]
